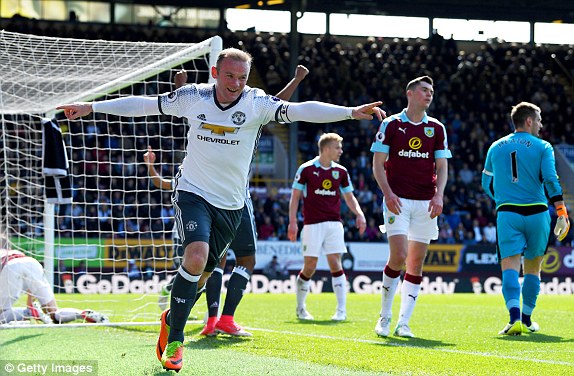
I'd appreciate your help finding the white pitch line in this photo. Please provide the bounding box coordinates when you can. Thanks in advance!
[5,321,572,368]
[247,327,574,367]
[0,320,203,329]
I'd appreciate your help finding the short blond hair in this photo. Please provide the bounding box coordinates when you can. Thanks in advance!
[216,48,253,71]
[318,132,343,152]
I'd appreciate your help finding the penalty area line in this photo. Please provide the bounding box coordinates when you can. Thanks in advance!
[247,327,574,367]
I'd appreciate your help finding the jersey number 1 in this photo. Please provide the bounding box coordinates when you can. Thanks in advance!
[510,151,519,183]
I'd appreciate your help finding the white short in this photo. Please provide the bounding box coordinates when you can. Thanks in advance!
[0,257,54,311]
[383,198,438,244]
[301,221,347,257]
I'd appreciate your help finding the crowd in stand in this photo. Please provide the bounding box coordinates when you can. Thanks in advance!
[245,31,574,246]
[4,16,574,246]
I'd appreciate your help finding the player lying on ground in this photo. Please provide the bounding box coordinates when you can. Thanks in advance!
[0,248,109,324]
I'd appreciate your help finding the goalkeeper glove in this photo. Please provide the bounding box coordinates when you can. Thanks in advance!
[554,204,570,241]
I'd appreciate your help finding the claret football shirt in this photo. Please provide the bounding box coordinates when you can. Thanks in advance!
[370,109,451,200]
[292,157,354,225]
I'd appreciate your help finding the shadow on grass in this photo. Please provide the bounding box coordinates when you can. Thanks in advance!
[496,333,574,343]
[189,333,253,349]
[152,368,176,376]
[152,365,186,376]
[376,336,456,348]
[112,320,203,336]
[289,319,351,326]
[0,333,44,347]
[113,325,157,334]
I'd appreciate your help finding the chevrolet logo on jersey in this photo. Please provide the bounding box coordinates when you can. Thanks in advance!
[197,123,240,145]
[200,123,239,136]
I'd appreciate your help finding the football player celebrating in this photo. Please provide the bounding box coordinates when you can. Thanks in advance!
[59,47,384,372]
[149,65,310,337]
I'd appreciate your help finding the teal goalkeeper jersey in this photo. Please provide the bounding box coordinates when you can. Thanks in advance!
[482,132,562,209]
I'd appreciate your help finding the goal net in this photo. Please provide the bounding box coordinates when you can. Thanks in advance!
[0,30,222,325]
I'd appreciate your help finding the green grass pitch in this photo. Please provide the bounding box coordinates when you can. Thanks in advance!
[1,293,573,375]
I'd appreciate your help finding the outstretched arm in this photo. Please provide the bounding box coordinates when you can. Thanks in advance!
[275,65,309,100]
[57,102,94,119]
[273,65,384,122]
[282,101,385,123]
[57,96,160,120]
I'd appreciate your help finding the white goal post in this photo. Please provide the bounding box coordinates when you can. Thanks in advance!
[0,30,222,324]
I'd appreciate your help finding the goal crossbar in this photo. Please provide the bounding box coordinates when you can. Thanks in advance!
[60,36,222,108]
[0,31,222,115]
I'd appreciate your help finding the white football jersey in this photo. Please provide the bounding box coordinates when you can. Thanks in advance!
[0,248,25,270]
[159,84,286,210]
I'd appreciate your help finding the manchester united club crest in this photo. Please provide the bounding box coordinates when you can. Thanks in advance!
[185,220,198,232]
[231,111,246,125]
[424,127,435,138]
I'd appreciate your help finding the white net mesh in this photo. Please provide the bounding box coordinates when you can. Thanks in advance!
[0,31,222,324]
[0,30,217,114]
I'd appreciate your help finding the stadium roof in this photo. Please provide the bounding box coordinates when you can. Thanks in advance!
[112,0,574,23]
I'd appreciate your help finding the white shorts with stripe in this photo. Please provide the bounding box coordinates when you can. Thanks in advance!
[0,257,54,311]
[383,198,439,244]
[301,221,347,257]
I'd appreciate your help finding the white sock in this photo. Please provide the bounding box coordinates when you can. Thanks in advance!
[53,308,83,323]
[380,274,400,318]
[296,275,311,309]
[332,274,347,312]
[398,279,421,326]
